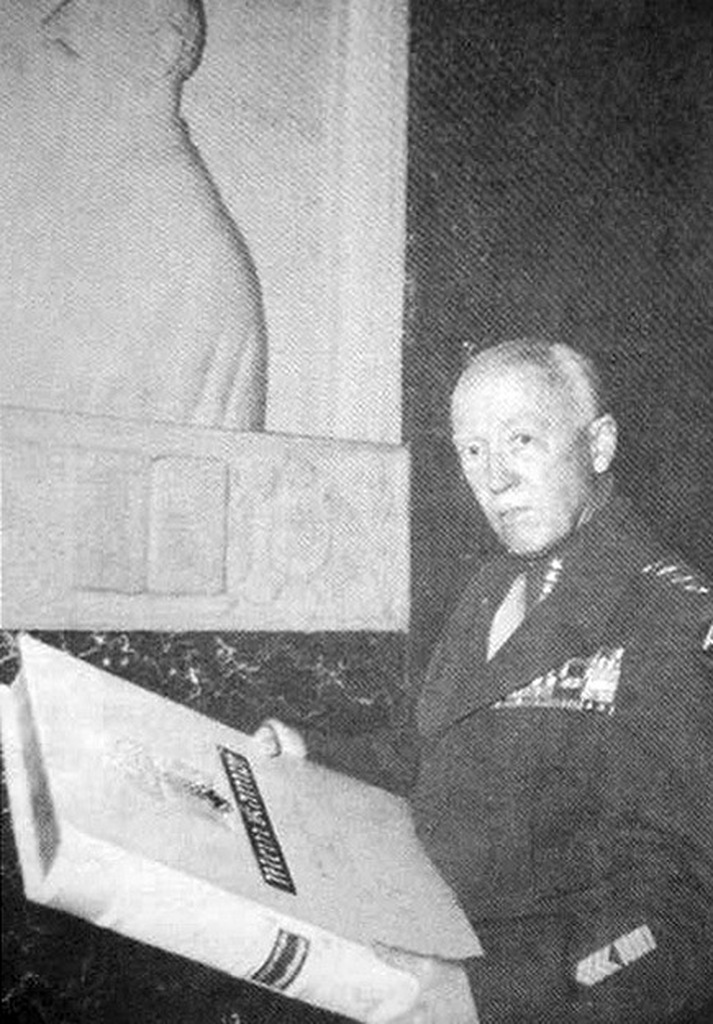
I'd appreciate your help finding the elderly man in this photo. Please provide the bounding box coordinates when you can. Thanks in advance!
[259,339,713,1023]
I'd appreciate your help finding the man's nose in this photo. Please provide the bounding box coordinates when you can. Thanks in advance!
[486,450,517,493]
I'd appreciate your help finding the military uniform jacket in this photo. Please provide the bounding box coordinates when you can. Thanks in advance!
[411,495,713,1023]
[308,496,713,1021]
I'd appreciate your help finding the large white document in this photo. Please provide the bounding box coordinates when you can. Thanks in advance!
[1,636,480,1023]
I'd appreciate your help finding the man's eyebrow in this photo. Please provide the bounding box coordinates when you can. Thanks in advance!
[453,415,547,438]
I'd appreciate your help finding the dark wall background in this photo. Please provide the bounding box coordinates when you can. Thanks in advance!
[405,0,713,674]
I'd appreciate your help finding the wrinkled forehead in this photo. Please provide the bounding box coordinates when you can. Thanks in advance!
[451,362,582,432]
[452,361,557,409]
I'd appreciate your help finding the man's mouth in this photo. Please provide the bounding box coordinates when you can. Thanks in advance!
[498,508,531,525]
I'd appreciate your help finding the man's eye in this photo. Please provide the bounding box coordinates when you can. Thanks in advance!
[512,432,534,448]
[464,444,481,458]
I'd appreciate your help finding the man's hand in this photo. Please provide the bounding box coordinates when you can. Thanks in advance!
[374,945,479,1024]
[252,718,307,759]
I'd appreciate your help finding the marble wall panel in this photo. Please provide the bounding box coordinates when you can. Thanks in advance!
[0,628,405,1024]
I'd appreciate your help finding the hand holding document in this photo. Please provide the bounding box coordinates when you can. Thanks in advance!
[252,718,308,760]
[373,946,480,1024]
[1,636,481,1024]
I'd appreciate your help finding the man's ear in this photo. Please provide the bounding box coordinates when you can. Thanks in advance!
[588,413,618,475]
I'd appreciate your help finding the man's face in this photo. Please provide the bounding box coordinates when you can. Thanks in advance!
[451,363,597,556]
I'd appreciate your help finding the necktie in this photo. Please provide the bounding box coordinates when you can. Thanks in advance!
[486,572,527,661]
[486,557,564,661]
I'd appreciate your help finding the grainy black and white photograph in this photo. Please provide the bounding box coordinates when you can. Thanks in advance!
[1,2,712,1023]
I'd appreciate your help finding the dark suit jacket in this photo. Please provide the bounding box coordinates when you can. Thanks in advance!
[313,496,713,1023]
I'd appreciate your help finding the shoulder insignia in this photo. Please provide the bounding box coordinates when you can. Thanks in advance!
[576,925,657,987]
[641,560,710,596]
[537,556,564,602]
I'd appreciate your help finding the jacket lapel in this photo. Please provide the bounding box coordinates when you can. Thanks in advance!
[417,558,509,736]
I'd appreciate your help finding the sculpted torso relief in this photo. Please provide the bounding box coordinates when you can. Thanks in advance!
[1,0,267,430]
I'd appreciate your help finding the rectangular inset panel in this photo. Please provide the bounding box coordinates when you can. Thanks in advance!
[74,451,149,593]
[147,458,227,595]
[2,440,75,624]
